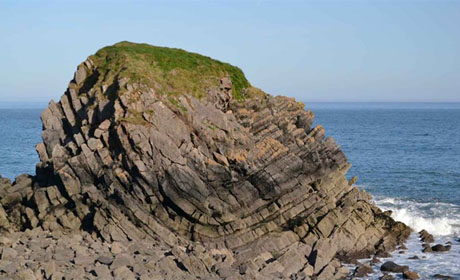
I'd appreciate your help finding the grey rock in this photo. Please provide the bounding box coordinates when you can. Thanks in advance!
[0,260,18,274]
[380,261,409,273]
[354,264,373,277]
[113,266,135,280]
[51,271,64,280]
[44,260,56,279]
[1,247,18,260]
[96,255,113,265]
[15,269,36,280]
[110,242,124,254]
[0,236,12,246]
[431,244,451,252]
[110,253,134,270]
[419,229,435,243]
[93,264,111,278]
[75,65,87,85]
[73,254,94,266]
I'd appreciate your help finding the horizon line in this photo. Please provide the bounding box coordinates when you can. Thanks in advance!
[1,101,460,103]
[2,100,460,104]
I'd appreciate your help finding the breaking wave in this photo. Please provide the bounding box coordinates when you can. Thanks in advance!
[373,196,460,236]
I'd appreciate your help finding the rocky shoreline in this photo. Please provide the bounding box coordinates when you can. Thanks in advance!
[349,229,457,280]
[0,42,411,279]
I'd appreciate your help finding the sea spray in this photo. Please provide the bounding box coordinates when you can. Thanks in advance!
[373,196,460,236]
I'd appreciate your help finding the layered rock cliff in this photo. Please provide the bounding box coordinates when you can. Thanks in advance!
[0,42,410,279]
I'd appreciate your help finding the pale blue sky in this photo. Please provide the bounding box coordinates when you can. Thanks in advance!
[1,0,460,102]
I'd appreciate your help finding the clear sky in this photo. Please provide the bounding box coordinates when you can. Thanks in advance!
[1,0,460,102]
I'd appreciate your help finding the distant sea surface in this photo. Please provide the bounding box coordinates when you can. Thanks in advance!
[1,102,459,278]
[0,103,44,181]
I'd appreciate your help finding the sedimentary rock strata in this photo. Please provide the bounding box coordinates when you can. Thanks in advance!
[0,42,410,279]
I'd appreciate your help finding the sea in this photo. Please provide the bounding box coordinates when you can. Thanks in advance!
[308,102,460,279]
[0,102,459,279]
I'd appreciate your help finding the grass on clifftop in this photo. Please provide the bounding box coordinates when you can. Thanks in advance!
[90,41,250,100]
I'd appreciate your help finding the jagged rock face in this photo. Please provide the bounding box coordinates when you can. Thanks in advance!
[0,43,410,279]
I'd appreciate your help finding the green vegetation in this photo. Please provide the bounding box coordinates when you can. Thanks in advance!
[207,124,217,131]
[168,97,188,113]
[118,108,148,125]
[271,251,282,260]
[90,41,250,100]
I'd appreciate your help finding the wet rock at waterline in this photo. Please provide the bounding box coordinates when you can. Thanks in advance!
[431,244,452,252]
[380,274,396,280]
[402,270,420,279]
[353,263,374,277]
[433,274,454,279]
[419,229,435,244]
[422,243,451,253]
[380,261,409,273]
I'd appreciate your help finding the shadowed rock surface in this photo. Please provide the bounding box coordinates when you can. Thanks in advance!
[380,261,409,273]
[0,42,410,279]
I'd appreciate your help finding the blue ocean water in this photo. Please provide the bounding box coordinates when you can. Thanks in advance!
[0,102,459,277]
[307,103,460,232]
[0,105,43,181]
[308,102,460,206]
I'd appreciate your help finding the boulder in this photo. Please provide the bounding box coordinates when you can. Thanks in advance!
[93,264,111,278]
[380,261,409,273]
[110,242,124,254]
[419,229,435,243]
[15,269,36,280]
[431,244,451,252]
[110,253,134,270]
[96,255,113,265]
[403,270,420,279]
[113,266,136,280]
[44,260,56,279]
[1,248,18,260]
[353,263,373,277]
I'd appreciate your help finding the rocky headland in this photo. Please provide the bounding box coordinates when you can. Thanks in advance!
[0,42,411,279]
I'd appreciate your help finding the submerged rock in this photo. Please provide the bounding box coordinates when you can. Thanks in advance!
[0,42,410,279]
[433,274,454,279]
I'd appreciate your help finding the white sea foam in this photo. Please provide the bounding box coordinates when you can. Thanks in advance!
[390,208,456,236]
[372,196,460,236]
